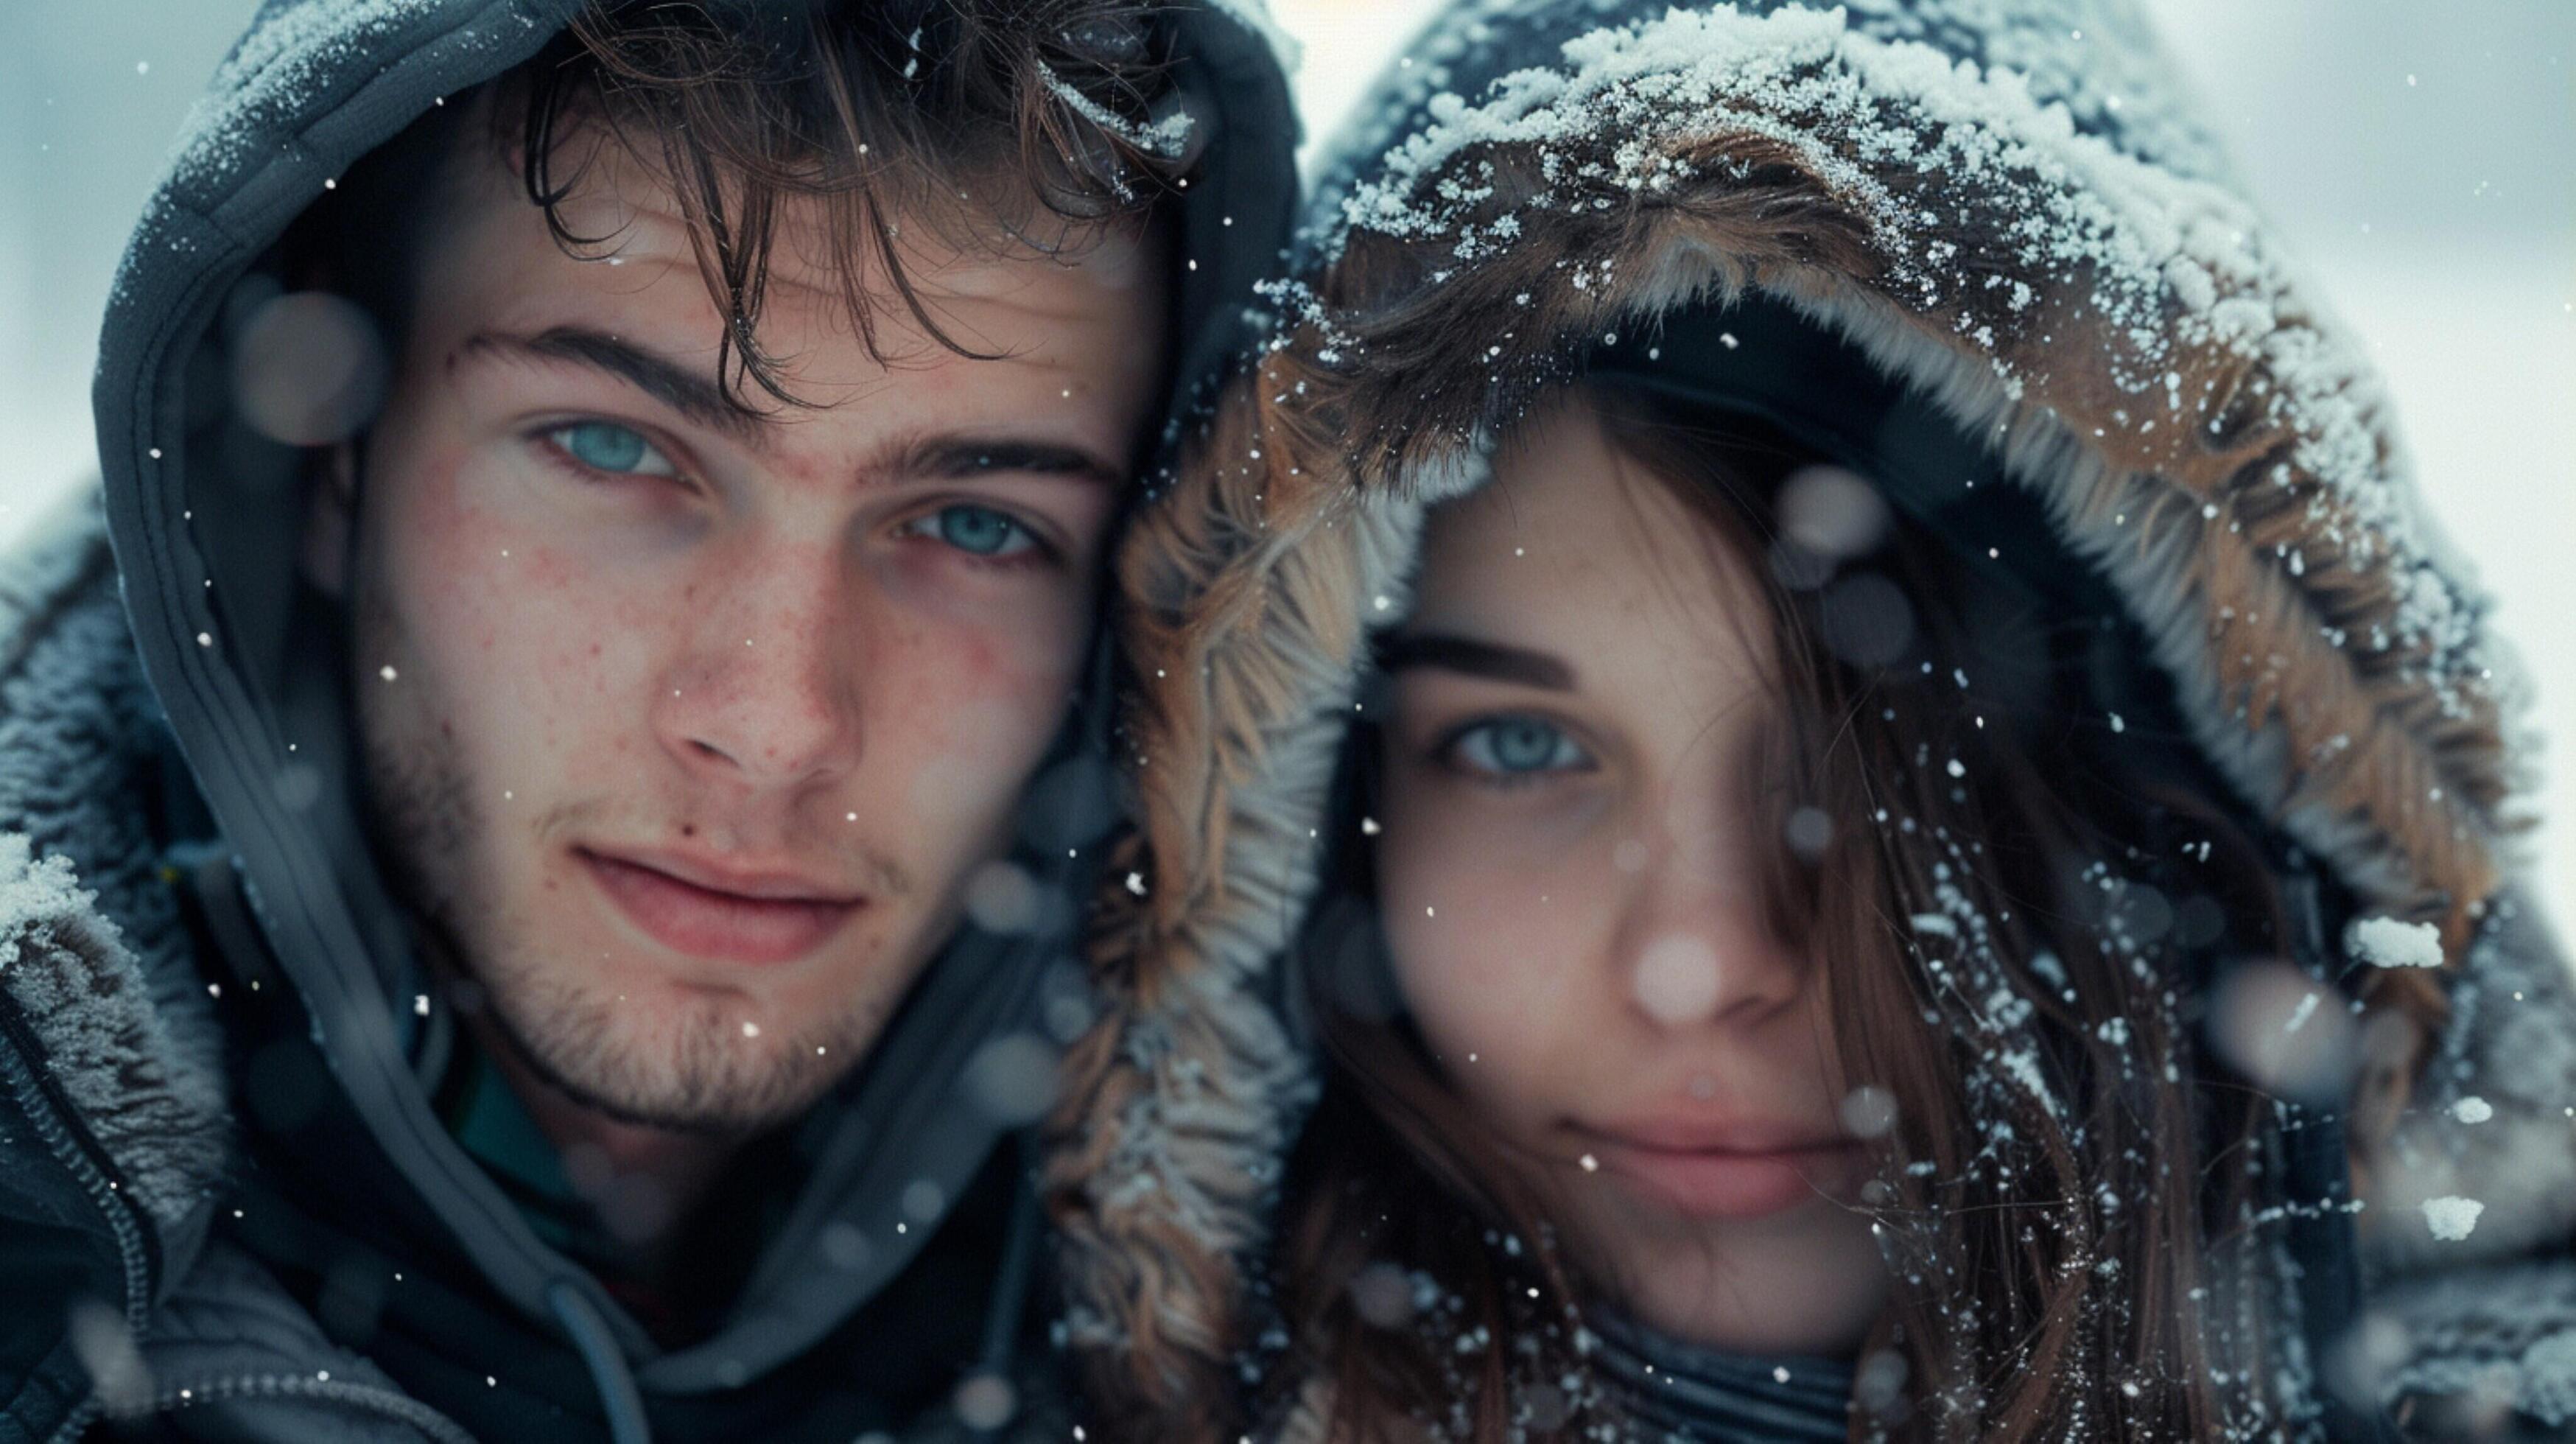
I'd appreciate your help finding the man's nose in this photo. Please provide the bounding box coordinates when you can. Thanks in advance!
[651,540,863,790]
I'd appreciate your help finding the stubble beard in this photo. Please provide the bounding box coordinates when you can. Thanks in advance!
[353,658,885,1138]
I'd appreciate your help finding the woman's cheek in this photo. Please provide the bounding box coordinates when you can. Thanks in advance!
[1380,805,1599,1118]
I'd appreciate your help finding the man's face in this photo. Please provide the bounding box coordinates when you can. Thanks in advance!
[314,129,1166,1133]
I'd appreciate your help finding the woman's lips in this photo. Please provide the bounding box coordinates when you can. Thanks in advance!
[579,849,861,964]
[1579,1125,1863,1220]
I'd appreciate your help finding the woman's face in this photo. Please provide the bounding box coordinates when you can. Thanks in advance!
[1375,398,1889,1357]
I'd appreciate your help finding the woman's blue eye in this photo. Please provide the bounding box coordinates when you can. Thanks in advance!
[550,421,675,477]
[1450,717,1589,777]
[923,503,1037,558]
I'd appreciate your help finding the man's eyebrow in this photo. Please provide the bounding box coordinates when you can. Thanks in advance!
[460,327,770,444]
[892,437,1125,488]
[458,331,1125,483]
[1377,632,1577,691]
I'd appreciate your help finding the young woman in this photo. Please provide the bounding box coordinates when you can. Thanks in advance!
[1041,1,2576,1440]
[1269,376,2355,1440]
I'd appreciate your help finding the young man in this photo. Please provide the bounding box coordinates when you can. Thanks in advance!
[0,1,1293,1439]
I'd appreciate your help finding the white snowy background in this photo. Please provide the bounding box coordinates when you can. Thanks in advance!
[3,1,2568,930]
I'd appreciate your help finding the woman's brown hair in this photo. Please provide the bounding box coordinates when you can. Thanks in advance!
[1264,383,2345,1441]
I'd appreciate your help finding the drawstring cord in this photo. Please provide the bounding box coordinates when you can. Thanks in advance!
[967,1149,1047,1438]
[547,1278,652,1444]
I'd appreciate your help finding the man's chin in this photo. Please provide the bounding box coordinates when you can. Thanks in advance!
[482,987,839,1137]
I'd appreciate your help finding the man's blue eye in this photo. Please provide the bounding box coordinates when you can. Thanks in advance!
[552,421,673,476]
[930,504,1036,558]
[1452,717,1587,776]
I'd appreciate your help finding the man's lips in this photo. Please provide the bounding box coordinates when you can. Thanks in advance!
[578,847,863,965]
[1574,1118,1863,1220]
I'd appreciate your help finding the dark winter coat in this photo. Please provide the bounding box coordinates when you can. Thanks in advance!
[0,1,1295,1440]
[1042,0,2576,1437]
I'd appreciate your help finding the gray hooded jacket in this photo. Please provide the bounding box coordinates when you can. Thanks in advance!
[0,1,1296,1440]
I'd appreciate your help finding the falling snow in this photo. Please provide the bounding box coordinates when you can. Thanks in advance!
[2420,1196,2485,1242]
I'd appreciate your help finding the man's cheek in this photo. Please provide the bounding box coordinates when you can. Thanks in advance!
[885,624,1073,837]
[894,695,1033,839]
[401,506,642,786]
[881,550,1097,662]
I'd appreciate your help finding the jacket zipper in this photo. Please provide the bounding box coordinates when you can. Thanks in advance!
[0,1002,480,1444]
[149,1371,481,1444]
[0,998,156,1444]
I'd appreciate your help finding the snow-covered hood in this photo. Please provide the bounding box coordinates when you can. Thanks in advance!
[93,0,1298,1404]
[1045,0,2565,1426]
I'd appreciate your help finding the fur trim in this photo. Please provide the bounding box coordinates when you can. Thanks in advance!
[0,496,230,1232]
[1044,382,1436,1427]
[1280,5,2520,950]
[1053,0,2549,1426]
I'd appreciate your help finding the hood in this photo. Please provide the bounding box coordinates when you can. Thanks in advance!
[1047,0,2553,1424]
[93,0,1298,1400]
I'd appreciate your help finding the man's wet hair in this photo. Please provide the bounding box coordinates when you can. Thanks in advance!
[303,0,1195,407]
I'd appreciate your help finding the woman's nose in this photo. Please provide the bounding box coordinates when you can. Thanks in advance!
[1616,833,1805,1030]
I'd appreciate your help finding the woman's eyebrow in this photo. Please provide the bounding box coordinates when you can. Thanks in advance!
[1377,632,1576,690]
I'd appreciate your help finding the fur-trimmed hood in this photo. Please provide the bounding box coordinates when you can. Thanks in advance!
[1045,0,2574,1431]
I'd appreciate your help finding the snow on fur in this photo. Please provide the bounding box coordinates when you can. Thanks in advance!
[1321,3,2505,729]
[0,833,226,1229]
[0,508,231,1233]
